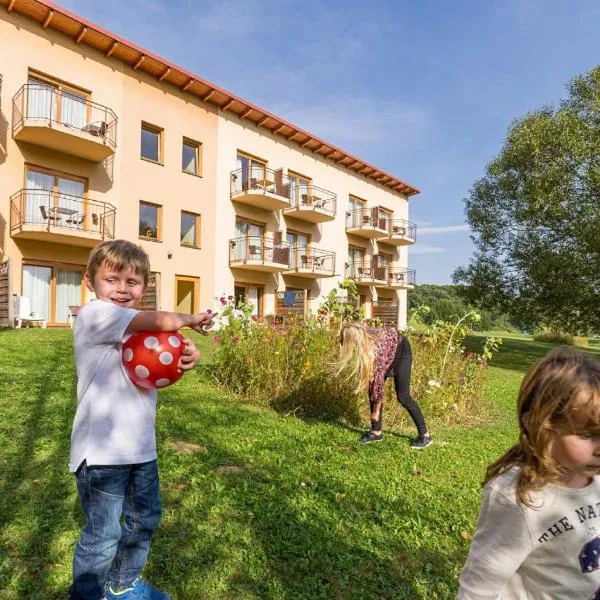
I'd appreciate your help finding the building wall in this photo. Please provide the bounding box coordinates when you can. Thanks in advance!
[0,10,218,323]
[0,8,414,328]
[215,113,411,325]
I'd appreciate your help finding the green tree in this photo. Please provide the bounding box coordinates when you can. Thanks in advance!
[453,67,600,334]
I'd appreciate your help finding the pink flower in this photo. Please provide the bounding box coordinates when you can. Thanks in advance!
[232,336,239,343]
[212,336,221,343]
[228,295,234,300]
[207,309,212,314]
[219,297,227,305]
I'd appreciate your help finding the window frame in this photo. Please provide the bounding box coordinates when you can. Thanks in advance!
[182,137,202,176]
[140,121,164,164]
[180,211,201,248]
[138,200,162,241]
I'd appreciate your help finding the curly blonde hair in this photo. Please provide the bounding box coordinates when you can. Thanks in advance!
[485,346,600,506]
[337,322,375,394]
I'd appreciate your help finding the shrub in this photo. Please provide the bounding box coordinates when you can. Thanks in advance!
[533,330,574,345]
[212,300,499,432]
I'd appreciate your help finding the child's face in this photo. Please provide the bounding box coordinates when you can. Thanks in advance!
[553,432,600,488]
[84,262,146,309]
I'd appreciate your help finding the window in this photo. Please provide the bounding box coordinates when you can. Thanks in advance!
[27,71,89,129]
[347,195,367,228]
[24,166,86,227]
[235,152,266,192]
[141,122,162,163]
[286,230,309,269]
[288,171,312,208]
[139,201,161,240]
[182,138,202,175]
[22,262,84,324]
[181,211,201,248]
[234,284,263,316]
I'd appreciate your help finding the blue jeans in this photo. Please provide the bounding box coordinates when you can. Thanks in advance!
[69,460,162,600]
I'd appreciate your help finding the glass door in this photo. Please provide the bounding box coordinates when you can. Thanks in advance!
[56,269,83,323]
[27,77,57,122]
[22,265,51,321]
[25,170,54,225]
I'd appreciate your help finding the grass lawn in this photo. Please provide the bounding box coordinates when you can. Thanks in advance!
[2,330,599,599]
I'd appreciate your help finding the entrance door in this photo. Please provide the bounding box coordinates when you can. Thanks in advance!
[175,276,199,313]
[22,265,51,321]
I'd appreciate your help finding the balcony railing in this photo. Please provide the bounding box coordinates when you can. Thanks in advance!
[287,247,335,276]
[229,236,291,267]
[12,84,117,151]
[388,267,416,287]
[387,219,417,242]
[230,167,336,216]
[344,260,388,283]
[10,188,116,240]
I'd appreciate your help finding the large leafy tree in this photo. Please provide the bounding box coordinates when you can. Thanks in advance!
[454,67,600,333]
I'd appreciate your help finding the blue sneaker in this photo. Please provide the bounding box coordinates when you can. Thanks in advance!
[105,577,171,600]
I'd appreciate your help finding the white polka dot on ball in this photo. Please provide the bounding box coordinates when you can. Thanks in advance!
[159,351,174,365]
[155,378,170,387]
[168,335,181,348]
[144,336,159,350]
[134,365,150,378]
[123,348,133,362]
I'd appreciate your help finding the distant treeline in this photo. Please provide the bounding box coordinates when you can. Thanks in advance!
[408,284,518,332]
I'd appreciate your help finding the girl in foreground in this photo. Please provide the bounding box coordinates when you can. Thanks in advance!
[458,347,600,599]
[338,322,432,448]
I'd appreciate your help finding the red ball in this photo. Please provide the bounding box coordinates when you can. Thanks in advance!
[122,331,185,390]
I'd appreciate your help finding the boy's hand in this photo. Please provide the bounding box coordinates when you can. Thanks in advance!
[178,338,200,371]
[189,311,217,335]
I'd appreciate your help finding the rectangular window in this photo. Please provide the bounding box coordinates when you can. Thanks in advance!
[141,122,162,163]
[139,201,161,240]
[181,211,201,248]
[182,138,202,175]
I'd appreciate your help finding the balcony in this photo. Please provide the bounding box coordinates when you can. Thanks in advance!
[12,84,117,162]
[346,207,390,239]
[229,236,291,272]
[378,220,417,246]
[10,189,116,247]
[345,260,387,286]
[284,247,335,279]
[381,267,416,289]
[230,167,292,211]
[283,186,336,223]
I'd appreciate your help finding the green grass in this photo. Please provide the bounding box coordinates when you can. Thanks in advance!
[1,330,597,599]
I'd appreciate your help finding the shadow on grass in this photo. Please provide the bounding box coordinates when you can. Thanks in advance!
[151,390,463,599]
[465,335,600,375]
[0,330,78,599]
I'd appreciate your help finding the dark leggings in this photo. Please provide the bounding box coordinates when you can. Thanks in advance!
[370,338,428,436]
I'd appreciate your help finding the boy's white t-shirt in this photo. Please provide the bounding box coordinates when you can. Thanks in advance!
[458,466,600,599]
[69,299,158,472]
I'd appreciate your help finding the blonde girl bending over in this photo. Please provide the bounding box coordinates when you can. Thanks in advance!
[338,322,432,448]
[458,347,600,599]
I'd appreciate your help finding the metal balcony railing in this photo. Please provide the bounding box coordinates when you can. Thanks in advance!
[229,236,291,266]
[12,84,118,149]
[344,260,388,282]
[346,209,416,238]
[288,247,335,274]
[388,219,417,241]
[10,188,116,240]
[388,267,416,286]
[230,167,336,214]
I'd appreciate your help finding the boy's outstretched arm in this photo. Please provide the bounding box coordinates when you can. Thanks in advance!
[126,311,216,335]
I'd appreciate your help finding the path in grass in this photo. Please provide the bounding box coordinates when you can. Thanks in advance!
[1,329,595,599]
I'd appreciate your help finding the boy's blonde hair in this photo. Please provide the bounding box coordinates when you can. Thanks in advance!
[337,322,375,394]
[86,240,151,286]
[486,346,600,506]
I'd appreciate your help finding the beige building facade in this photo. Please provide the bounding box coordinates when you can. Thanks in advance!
[0,0,419,329]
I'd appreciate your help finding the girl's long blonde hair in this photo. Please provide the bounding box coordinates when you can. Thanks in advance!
[486,346,600,506]
[337,322,375,394]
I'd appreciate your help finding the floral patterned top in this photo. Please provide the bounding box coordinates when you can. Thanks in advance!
[367,326,400,402]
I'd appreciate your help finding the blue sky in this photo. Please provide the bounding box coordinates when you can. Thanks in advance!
[55,0,600,283]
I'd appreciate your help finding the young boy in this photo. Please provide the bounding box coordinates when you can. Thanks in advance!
[68,240,214,600]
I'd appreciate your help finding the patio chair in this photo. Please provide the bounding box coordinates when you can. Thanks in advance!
[39,205,61,224]
[66,213,85,226]
[13,295,47,328]
[67,305,81,328]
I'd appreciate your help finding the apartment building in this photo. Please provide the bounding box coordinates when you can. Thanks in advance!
[0,0,419,329]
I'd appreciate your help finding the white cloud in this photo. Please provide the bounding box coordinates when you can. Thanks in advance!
[270,96,436,153]
[418,224,470,236]
[410,244,447,255]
